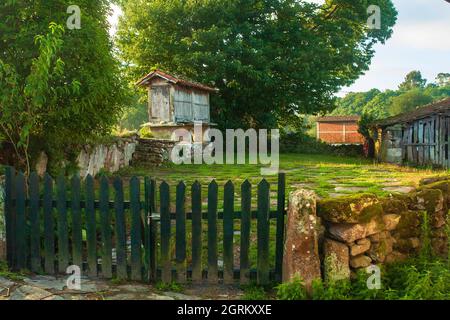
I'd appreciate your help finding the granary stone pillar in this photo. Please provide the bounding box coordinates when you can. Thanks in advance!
[282,189,321,292]
[0,174,6,261]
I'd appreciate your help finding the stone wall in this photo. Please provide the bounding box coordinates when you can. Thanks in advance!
[77,136,138,178]
[131,138,176,167]
[283,179,449,283]
[0,175,5,261]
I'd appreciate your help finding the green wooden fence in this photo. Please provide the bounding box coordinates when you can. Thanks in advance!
[3,167,286,285]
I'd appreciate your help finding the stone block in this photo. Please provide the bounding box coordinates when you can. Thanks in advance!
[317,194,382,224]
[283,189,321,291]
[323,238,350,282]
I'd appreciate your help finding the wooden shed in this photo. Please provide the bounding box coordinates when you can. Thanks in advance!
[371,98,450,167]
[316,116,364,145]
[136,70,218,140]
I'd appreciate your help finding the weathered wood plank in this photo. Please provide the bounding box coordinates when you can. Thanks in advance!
[100,177,112,278]
[240,180,251,284]
[207,181,218,284]
[85,175,97,277]
[191,181,202,282]
[275,173,286,282]
[4,167,15,268]
[223,181,234,284]
[114,177,128,280]
[130,176,142,281]
[160,182,171,283]
[175,182,187,283]
[71,175,83,269]
[149,179,157,282]
[57,175,69,273]
[15,172,26,270]
[29,172,41,273]
[257,180,270,286]
[43,173,55,274]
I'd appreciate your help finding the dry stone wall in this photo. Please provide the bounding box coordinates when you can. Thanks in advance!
[131,138,176,167]
[77,136,138,178]
[283,178,449,284]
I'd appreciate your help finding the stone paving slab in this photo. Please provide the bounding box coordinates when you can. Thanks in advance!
[0,275,243,301]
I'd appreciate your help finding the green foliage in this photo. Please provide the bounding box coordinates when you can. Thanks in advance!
[275,276,308,300]
[242,285,270,300]
[390,89,433,116]
[117,0,397,129]
[0,1,128,173]
[281,131,363,157]
[399,70,427,91]
[155,282,184,293]
[139,126,154,139]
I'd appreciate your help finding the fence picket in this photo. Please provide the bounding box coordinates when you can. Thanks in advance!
[191,181,202,282]
[130,176,142,281]
[223,181,234,284]
[207,181,218,283]
[114,177,128,280]
[257,180,270,285]
[4,167,15,268]
[71,175,83,269]
[275,173,286,282]
[175,182,187,283]
[57,175,69,273]
[29,172,41,273]
[240,180,252,284]
[160,182,171,284]
[85,175,98,277]
[4,170,286,286]
[100,177,112,278]
[15,172,26,270]
[144,177,151,282]
[43,174,55,274]
[149,179,157,282]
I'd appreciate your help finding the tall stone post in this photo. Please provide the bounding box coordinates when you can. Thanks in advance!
[282,189,321,292]
[0,174,5,261]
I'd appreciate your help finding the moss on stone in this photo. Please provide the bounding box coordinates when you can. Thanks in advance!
[381,199,408,214]
[420,180,450,206]
[317,193,382,224]
[415,189,444,214]
[394,210,421,238]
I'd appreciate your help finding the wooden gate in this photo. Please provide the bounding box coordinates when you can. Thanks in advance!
[3,167,286,285]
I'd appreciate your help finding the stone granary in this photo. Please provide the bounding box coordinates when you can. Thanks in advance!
[371,98,450,167]
[136,70,218,142]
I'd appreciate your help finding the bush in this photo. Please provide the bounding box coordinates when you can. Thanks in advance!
[280,131,364,157]
[139,126,154,139]
[276,276,308,300]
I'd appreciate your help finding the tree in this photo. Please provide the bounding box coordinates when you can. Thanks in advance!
[398,71,427,91]
[0,0,127,174]
[435,73,450,87]
[116,0,397,129]
[389,89,433,116]
[332,89,381,115]
[0,23,73,174]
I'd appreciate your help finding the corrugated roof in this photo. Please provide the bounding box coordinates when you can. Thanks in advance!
[316,115,361,122]
[136,69,219,93]
[373,97,450,127]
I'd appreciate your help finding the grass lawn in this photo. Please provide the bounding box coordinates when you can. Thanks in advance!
[117,153,449,202]
[113,153,449,272]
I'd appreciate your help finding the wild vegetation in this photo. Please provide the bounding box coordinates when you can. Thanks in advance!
[0,0,128,174]
[116,0,397,130]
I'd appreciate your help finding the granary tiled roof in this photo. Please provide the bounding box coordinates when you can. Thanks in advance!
[136,69,219,93]
[316,115,361,122]
[373,97,450,127]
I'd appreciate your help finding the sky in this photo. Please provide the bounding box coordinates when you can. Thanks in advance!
[109,0,450,95]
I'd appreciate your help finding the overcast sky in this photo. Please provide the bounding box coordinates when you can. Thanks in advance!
[109,0,450,95]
